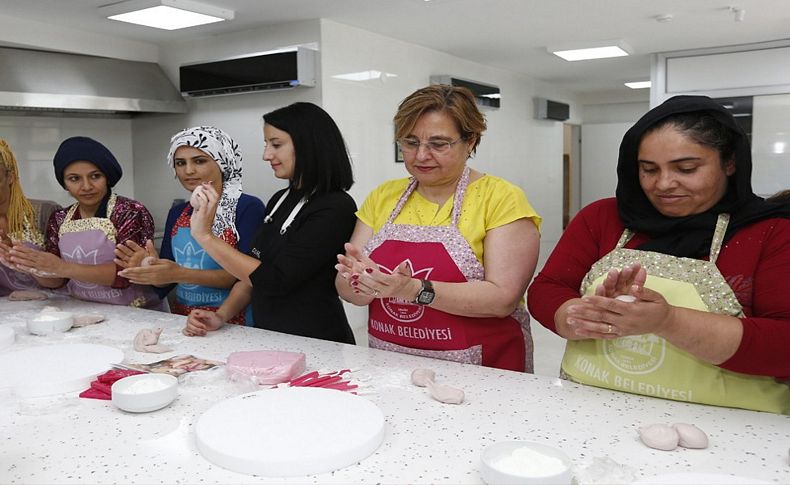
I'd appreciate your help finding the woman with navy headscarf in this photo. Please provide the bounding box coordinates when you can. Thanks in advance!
[113,126,265,324]
[6,136,163,309]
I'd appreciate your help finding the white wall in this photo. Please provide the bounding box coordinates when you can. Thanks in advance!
[0,114,135,208]
[0,13,158,62]
[579,101,648,206]
[751,93,790,197]
[652,41,790,106]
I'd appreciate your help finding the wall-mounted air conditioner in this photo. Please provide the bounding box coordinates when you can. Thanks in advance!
[534,97,570,121]
[430,75,501,108]
[180,47,316,98]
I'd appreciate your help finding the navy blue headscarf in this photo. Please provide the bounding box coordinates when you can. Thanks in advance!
[53,136,123,188]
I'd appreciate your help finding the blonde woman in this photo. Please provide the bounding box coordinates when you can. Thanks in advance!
[0,139,59,296]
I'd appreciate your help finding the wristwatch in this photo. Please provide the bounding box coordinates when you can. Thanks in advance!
[413,279,435,305]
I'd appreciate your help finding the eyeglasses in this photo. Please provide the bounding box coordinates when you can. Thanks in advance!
[397,137,465,155]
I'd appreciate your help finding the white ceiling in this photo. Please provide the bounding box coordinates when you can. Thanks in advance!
[2,0,790,96]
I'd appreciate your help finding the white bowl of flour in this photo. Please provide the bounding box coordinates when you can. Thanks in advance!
[481,441,574,485]
[112,373,178,413]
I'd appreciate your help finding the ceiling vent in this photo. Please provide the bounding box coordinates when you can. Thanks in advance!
[0,47,186,114]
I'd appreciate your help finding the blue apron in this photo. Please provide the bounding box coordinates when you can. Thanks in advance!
[171,226,253,325]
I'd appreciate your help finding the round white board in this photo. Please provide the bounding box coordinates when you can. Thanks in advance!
[0,343,123,397]
[196,387,386,477]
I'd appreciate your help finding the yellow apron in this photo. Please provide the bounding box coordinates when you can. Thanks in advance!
[561,214,790,414]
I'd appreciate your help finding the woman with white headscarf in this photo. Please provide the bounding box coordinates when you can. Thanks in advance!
[115,126,266,325]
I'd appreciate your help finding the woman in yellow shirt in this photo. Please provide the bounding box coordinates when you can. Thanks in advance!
[336,84,541,372]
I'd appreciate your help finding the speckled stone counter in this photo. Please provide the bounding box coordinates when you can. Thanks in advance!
[1,294,788,484]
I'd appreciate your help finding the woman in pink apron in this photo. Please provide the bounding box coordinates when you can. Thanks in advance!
[0,139,60,296]
[7,136,162,310]
[528,96,790,414]
[336,85,542,372]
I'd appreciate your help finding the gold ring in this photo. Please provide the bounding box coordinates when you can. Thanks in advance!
[607,324,613,334]
[373,290,380,298]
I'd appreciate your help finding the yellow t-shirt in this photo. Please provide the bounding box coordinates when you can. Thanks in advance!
[357,174,541,264]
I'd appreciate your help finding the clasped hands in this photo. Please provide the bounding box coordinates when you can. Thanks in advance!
[0,232,63,278]
[114,239,177,286]
[336,243,417,301]
[565,263,675,340]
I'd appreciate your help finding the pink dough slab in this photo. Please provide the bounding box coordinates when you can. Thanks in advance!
[225,350,306,385]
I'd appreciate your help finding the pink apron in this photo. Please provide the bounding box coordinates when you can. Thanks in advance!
[58,194,162,309]
[364,167,532,372]
[0,241,41,296]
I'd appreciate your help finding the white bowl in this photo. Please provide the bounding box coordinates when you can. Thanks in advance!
[27,311,74,335]
[111,373,178,413]
[481,441,574,485]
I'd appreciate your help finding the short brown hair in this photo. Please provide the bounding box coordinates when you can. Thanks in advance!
[393,84,487,154]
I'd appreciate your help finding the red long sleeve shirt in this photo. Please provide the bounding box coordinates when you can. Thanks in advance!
[528,198,790,379]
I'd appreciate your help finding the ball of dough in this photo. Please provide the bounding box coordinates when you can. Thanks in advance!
[638,423,679,451]
[411,368,436,387]
[428,382,464,404]
[673,423,709,449]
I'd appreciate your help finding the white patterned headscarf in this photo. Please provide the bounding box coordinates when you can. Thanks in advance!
[167,126,243,241]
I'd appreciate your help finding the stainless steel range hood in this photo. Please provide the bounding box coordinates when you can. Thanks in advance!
[0,47,187,114]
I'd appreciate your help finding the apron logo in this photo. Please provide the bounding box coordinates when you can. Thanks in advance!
[64,246,100,289]
[378,260,433,323]
[602,334,666,375]
[174,242,206,290]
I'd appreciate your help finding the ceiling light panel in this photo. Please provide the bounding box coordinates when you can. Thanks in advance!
[100,0,234,30]
[552,45,629,61]
[624,81,651,89]
[548,40,631,62]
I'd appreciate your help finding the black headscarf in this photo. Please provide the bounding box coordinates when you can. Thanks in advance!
[616,95,790,257]
[53,136,123,219]
[53,136,123,188]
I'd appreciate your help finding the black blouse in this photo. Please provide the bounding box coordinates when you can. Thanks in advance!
[248,188,357,344]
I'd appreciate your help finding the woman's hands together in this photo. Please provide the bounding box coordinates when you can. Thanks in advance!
[115,239,177,286]
[4,242,64,277]
[189,182,219,244]
[594,263,646,298]
[336,242,418,301]
[565,263,677,339]
[114,239,158,269]
[0,230,16,269]
[183,309,225,336]
[117,257,180,286]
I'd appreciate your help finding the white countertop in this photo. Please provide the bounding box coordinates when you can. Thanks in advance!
[1,294,788,484]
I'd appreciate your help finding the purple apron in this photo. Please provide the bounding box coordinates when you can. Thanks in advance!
[0,241,41,297]
[58,194,162,309]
